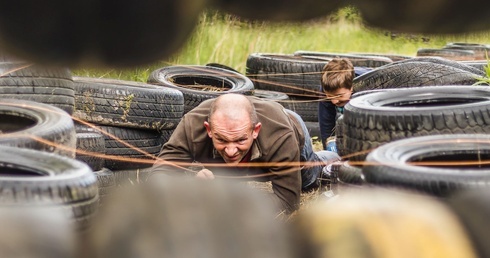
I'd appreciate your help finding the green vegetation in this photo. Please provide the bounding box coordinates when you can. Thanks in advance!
[74,7,490,81]
[474,57,490,85]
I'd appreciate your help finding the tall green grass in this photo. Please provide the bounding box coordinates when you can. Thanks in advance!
[74,8,490,81]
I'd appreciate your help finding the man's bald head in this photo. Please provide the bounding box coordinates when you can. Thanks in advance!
[207,94,258,129]
[204,94,262,164]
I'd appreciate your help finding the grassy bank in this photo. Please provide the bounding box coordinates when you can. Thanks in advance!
[74,8,490,81]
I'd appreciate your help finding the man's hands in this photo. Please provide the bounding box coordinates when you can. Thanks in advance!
[196,169,215,180]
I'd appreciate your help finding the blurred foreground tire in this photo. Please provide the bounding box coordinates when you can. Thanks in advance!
[447,188,490,258]
[352,0,490,34]
[293,188,477,258]
[88,177,295,258]
[0,206,77,258]
[209,0,344,21]
[0,0,207,68]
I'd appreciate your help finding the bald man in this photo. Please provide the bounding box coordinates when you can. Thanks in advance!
[151,93,339,214]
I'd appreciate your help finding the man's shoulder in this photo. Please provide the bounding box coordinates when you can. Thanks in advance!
[249,96,285,111]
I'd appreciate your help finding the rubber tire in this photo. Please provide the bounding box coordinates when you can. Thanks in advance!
[343,86,490,162]
[293,50,394,68]
[416,48,477,61]
[0,145,99,231]
[75,131,106,171]
[293,187,477,258]
[352,60,482,93]
[0,0,207,68]
[0,205,77,258]
[148,65,254,114]
[112,167,154,186]
[205,63,240,73]
[287,96,319,122]
[0,98,76,158]
[352,0,490,34]
[252,89,289,101]
[93,125,170,171]
[73,77,184,130]
[335,115,346,158]
[444,42,490,60]
[458,60,489,73]
[94,168,116,204]
[338,160,364,185]
[363,134,490,197]
[210,0,343,22]
[349,52,413,62]
[446,188,490,258]
[252,89,293,111]
[0,62,75,114]
[245,53,327,96]
[388,57,485,76]
[304,121,321,140]
[88,177,294,258]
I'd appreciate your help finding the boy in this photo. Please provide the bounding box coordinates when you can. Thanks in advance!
[318,58,371,150]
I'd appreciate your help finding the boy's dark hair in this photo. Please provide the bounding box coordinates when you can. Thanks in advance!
[321,58,355,93]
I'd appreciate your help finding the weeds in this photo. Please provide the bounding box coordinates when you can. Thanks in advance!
[473,54,490,86]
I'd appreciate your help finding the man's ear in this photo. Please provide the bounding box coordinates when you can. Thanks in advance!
[252,122,262,139]
[203,121,212,138]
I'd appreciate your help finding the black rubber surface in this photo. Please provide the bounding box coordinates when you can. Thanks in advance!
[343,86,490,161]
[148,65,254,114]
[73,77,184,130]
[364,134,490,197]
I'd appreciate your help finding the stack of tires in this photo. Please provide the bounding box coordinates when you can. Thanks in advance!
[72,77,185,190]
[245,51,397,139]
[334,57,488,192]
[333,56,489,196]
[0,60,98,232]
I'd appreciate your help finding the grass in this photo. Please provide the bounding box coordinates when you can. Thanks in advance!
[474,58,490,85]
[73,8,490,81]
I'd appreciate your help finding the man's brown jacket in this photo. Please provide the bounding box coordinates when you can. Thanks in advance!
[152,96,305,214]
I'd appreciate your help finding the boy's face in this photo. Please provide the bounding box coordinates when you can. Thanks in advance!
[326,88,353,107]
